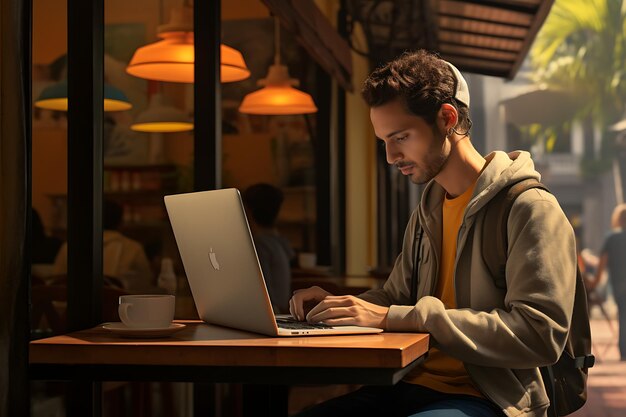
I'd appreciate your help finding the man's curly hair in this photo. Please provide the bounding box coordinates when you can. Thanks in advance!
[362,50,472,134]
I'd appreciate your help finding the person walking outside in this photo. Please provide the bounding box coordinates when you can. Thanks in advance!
[589,203,626,360]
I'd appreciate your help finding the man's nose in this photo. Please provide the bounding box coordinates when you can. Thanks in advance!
[385,143,401,165]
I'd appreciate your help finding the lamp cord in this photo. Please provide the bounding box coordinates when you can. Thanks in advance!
[159,0,162,26]
[274,16,281,65]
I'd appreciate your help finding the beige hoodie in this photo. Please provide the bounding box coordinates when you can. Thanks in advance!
[54,230,154,291]
[360,151,576,417]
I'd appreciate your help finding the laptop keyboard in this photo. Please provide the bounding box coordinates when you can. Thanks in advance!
[276,317,333,330]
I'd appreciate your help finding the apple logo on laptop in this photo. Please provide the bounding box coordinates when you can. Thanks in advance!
[208,247,220,270]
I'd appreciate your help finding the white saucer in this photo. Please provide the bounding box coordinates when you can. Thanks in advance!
[102,322,186,338]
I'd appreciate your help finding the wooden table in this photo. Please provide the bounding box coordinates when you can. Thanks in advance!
[30,320,429,416]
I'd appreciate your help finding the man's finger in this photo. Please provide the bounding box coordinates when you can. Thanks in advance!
[289,297,296,320]
[305,297,353,317]
[307,306,355,323]
[294,295,305,321]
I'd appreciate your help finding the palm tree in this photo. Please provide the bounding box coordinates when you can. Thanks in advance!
[530,0,626,200]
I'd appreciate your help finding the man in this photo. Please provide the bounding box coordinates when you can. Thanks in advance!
[289,50,576,417]
[242,183,294,313]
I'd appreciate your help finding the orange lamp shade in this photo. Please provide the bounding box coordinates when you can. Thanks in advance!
[126,32,250,84]
[239,64,318,115]
[238,86,318,115]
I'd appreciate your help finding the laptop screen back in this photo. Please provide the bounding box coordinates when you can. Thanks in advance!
[164,189,279,335]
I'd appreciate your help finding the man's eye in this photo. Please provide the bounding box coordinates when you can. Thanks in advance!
[395,135,408,142]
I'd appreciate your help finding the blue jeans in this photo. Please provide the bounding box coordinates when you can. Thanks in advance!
[292,382,504,417]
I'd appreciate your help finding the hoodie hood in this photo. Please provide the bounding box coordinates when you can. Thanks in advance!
[467,150,541,216]
[419,150,541,222]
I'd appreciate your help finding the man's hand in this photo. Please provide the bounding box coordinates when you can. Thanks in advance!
[306,295,389,329]
[289,286,332,321]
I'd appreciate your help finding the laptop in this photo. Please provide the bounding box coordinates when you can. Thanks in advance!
[164,188,383,337]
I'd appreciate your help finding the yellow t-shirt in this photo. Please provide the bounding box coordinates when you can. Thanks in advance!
[405,183,483,398]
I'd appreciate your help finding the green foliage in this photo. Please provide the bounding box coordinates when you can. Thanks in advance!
[531,0,626,127]
[518,123,569,154]
[580,154,613,178]
[580,129,619,178]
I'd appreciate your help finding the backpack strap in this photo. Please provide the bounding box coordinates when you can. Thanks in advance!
[482,178,550,288]
[410,221,424,305]
[540,366,558,417]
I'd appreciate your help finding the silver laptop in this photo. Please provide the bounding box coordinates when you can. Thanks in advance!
[164,188,383,337]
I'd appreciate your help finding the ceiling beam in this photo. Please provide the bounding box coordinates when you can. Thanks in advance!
[439,26,527,41]
[261,0,353,91]
[458,0,539,14]
[439,12,531,29]
[442,52,516,64]
[441,0,534,26]
[507,0,554,79]
[440,40,521,54]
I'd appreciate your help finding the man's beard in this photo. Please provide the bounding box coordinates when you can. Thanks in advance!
[410,127,449,185]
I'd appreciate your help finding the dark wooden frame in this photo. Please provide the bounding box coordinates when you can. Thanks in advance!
[6,0,32,415]
[193,0,220,191]
[65,1,105,415]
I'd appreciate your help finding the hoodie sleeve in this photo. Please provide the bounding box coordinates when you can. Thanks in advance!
[357,210,417,307]
[384,189,576,369]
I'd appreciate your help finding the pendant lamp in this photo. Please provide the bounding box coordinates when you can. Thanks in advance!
[34,81,132,112]
[239,18,317,115]
[126,1,250,84]
[130,93,193,133]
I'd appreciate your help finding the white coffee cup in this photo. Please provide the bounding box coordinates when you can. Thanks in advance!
[118,294,175,329]
[298,252,317,269]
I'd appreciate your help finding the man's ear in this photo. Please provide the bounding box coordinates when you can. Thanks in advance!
[438,103,458,133]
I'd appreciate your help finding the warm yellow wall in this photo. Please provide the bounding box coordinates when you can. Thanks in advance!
[33,0,66,65]
[313,1,377,275]
[161,131,280,190]
[223,0,269,20]
[32,0,66,229]
[299,6,377,275]
[345,41,377,275]
[32,128,68,229]
[33,0,168,65]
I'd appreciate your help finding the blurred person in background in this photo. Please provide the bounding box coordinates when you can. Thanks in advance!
[53,199,154,291]
[242,183,294,313]
[588,203,626,360]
